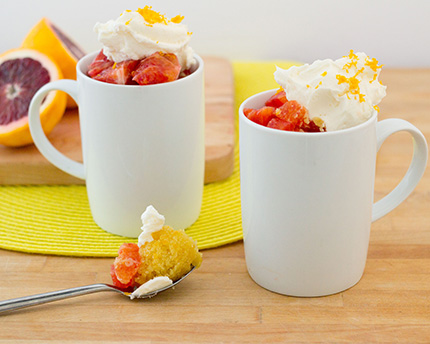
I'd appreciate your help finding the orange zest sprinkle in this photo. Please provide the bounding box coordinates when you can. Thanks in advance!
[374,105,380,112]
[136,6,168,25]
[321,71,327,77]
[337,49,385,103]
[315,81,322,89]
[344,49,359,61]
[130,6,185,27]
[336,73,362,101]
[365,56,383,72]
[120,10,132,16]
[275,87,284,94]
[171,15,184,24]
[342,49,359,72]
[125,19,132,25]
[112,62,117,69]
[355,67,365,76]
[336,67,366,102]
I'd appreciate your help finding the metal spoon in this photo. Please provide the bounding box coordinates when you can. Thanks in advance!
[0,267,195,314]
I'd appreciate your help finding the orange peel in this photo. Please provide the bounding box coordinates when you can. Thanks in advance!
[21,18,85,108]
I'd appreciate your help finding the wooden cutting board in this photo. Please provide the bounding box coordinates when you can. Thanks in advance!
[0,56,235,185]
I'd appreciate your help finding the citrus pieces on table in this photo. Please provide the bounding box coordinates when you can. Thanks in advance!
[21,17,85,108]
[0,48,66,147]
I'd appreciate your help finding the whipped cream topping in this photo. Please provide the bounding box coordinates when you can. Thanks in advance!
[129,276,173,299]
[94,6,195,69]
[138,205,165,246]
[274,51,387,131]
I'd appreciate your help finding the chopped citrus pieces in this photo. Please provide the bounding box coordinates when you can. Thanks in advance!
[88,50,139,85]
[132,52,181,85]
[87,50,183,86]
[244,90,326,132]
[112,243,141,287]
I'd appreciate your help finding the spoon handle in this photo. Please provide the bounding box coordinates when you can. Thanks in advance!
[0,284,120,314]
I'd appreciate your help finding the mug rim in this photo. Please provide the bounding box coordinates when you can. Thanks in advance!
[239,89,378,136]
[76,51,204,88]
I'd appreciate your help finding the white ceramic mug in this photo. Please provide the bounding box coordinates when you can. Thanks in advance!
[239,89,428,297]
[29,51,205,237]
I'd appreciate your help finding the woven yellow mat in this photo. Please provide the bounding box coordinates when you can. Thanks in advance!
[0,61,297,257]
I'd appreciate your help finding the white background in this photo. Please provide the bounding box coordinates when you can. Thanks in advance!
[1,0,429,67]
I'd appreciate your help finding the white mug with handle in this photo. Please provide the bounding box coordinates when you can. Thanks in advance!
[239,89,428,297]
[29,51,205,237]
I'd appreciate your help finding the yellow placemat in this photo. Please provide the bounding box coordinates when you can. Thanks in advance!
[0,61,299,257]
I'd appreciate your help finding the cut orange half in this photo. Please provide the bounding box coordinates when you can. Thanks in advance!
[21,18,85,108]
[0,48,67,147]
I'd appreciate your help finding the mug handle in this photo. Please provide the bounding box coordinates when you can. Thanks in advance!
[28,80,85,180]
[372,118,428,222]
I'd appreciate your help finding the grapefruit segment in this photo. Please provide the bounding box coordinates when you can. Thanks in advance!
[0,48,67,147]
[21,18,85,108]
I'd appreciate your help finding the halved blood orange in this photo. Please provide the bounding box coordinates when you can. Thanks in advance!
[0,48,67,147]
[21,18,85,108]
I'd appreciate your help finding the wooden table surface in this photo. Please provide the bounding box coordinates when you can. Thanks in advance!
[1,68,430,343]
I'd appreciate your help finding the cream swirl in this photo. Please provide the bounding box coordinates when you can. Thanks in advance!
[129,276,173,299]
[94,7,195,69]
[138,205,165,246]
[274,51,387,131]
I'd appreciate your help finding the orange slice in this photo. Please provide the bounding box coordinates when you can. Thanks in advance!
[21,18,85,108]
[0,48,67,147]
